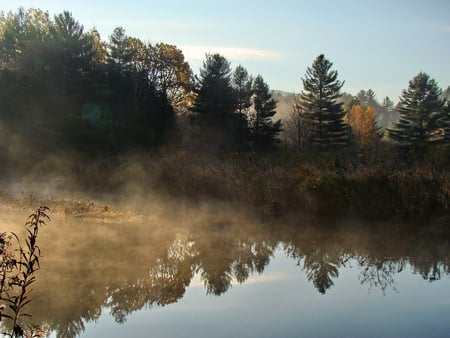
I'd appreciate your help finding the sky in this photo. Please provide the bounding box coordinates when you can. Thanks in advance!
[2,0,450,102]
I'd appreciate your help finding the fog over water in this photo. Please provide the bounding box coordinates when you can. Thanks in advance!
[1,198,449,338]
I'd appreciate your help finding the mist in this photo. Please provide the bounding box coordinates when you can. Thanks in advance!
[1,7,449,338]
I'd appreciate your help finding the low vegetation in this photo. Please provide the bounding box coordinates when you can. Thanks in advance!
[0,8,448,223]
[0,206,49,338]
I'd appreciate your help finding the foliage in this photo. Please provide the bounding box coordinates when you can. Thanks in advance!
[0,9,182,155]
[298,54,349,150]
[148,43,194,113]
[249,75,282,150]
[190,53,240,151]
[387,72,448,154]
[232,65,253,116]
[0,206,50,337]
[344,104,381,148]
[231,65,253,148]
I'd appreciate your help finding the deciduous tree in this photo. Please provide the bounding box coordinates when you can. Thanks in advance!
[148,43,193,113]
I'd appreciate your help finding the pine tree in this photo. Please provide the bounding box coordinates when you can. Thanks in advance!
[232,65,253,148]
[232,65,253,116]
[299,54,348,150]
[190,53,237,151]
[442,100,450,144]
[250,75,282,150]
[387,72,447,152]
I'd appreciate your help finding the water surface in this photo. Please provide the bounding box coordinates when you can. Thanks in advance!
[3,205,449,337]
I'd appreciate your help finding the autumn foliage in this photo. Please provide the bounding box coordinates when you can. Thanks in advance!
[345,104,380,147]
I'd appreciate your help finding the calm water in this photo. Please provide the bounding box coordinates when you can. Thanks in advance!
[3,205,450,337]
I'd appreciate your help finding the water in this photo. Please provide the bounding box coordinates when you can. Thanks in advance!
[76,252,449,338]
[2,206,449,337]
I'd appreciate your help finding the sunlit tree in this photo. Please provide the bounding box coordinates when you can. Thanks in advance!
[148,43,193,113]
[345,104,380,147]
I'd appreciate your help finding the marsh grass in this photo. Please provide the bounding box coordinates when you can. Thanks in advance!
[3,147,448,223]
[140,150,449,221]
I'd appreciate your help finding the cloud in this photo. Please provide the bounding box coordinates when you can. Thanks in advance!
[188,271,287,288]
[180,45,284,62]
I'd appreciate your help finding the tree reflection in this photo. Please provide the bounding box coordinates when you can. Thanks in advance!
[358,256,406,293]
[285,243,346,294]
[19,213,450,338]
[107,238,197,322]
[303,249,342,294]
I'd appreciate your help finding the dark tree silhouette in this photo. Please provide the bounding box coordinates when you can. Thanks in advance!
[387,72,447,153]
[190,53,239,151]
[298,54,348,150]
[232,65,253,148]
[250,74,282,150]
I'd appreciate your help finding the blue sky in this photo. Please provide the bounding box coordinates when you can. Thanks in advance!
[2,0,450,102]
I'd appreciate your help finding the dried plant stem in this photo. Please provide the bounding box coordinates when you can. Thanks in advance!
[0,206,50,338]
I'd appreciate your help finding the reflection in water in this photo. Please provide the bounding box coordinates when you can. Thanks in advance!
[358,256,405,293]
[5,206,448,338]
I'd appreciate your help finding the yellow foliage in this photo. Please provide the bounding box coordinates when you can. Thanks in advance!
[345,104,378,146]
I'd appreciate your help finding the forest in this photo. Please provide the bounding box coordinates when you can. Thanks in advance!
[0,8,449,221]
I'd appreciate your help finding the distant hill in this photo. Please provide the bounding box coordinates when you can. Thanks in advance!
[271,90,296,121]
[272,89,400,130]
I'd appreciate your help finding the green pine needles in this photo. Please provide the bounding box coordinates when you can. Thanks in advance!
[299,54,349,150]
[387,72,448,154]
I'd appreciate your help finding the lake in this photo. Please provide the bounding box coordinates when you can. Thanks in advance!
[2,203,449,338]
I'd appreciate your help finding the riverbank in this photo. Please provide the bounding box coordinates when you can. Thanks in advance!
[1,149,448,224]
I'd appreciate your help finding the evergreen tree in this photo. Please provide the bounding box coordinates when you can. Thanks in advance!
[382,96,394,112]
[443,86,450,100]
[190,53,237,151]
[232,65,253,116]
[108,26,132,75]
[356,89,377,107]
[250,75,282,150]
[299,54,348,150]
[387,72,447,152]
[232,65,253,148]
[442,100,450,144]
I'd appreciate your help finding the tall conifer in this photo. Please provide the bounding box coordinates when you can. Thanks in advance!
[387,72,447,152]
[299,54,348,150]
[190,53,237,151]
[250,75,282,150]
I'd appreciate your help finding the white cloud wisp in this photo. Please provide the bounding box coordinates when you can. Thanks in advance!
[181,45,284,62]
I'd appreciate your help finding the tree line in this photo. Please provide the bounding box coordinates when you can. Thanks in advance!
[1,8,449,160]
